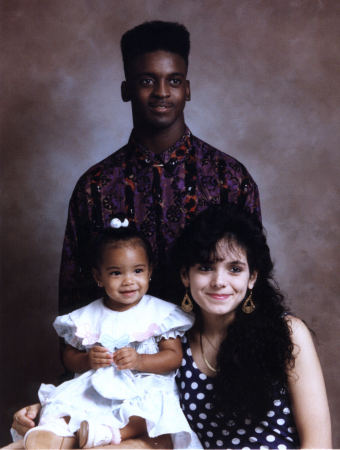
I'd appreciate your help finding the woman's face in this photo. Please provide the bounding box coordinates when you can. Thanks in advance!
[181,238,257,317]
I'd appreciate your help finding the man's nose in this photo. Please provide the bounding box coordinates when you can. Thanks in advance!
[153,80,170,97]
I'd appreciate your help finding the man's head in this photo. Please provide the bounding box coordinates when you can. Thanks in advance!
[121,21,190,78]
[120,21,191,135]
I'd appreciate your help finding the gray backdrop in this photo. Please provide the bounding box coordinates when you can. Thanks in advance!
[1,0,339,446]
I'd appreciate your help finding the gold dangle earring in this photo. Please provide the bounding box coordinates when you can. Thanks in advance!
[242,290,255,314]
[181,289,193,313]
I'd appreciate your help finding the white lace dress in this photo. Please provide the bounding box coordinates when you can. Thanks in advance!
[37,295,201,448]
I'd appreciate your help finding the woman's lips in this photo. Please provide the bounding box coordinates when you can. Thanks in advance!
[207,293,232,300]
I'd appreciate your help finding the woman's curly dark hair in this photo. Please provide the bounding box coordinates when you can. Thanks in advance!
[171,204,295,420]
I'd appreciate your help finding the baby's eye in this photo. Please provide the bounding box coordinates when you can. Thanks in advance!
[110,271,121,276]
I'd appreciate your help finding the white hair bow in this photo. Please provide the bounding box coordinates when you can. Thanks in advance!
[110,218,129,229]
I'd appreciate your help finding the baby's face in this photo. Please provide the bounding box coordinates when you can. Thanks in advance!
[93,243,151,311]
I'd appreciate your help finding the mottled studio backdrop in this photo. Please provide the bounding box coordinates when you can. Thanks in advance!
[1,0,340,446]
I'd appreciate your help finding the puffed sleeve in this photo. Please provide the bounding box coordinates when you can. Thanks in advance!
[53,302,102,351]
[53,314,85,350]
[154,306,194,342]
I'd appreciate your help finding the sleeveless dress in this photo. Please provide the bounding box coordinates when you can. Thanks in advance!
[37,296,200,449]
[176,335,300,449]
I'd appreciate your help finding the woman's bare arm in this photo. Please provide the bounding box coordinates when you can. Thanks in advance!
[287,316,332,448]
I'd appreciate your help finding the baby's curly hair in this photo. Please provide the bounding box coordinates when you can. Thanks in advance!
[172,204,295,420]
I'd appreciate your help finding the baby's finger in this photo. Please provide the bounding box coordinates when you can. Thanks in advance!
[92,345,110,354]
[113,353,130,365]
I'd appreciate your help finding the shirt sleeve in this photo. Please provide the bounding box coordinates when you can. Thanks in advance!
[218,158,262,223]
[58,180,100,314]
[241,173,262,222]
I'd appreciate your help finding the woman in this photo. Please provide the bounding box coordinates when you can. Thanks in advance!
[172,205,331,449]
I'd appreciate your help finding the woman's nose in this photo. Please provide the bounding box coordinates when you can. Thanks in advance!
[211,270,227,288]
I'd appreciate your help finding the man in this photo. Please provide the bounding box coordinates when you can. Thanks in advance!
[59,20,261,314]
[10,20,260,448]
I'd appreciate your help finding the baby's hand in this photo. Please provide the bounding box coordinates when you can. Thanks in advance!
[88,345,113,369]
[113,347,141,370]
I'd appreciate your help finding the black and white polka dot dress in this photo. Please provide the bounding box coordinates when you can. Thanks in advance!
[176,335,300,449]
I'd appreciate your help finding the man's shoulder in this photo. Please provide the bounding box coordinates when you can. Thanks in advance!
[192,133,250,169]
[73,143,129,189]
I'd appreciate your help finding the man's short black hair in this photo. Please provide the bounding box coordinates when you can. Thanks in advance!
[121,20,190,77]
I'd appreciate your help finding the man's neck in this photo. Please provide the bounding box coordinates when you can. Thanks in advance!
[133,121,186,154]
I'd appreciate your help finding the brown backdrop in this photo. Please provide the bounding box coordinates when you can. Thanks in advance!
[1,0,340,446]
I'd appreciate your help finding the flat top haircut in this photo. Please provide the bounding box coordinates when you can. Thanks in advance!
[121,20,190,77]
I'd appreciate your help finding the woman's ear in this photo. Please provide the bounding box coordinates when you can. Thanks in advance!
[180,267,190,288]
[121,81,131,102]
[248,271,258,290]
[92,268,103,287]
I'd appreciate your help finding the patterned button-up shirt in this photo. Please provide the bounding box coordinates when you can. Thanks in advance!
[59,127,261,313]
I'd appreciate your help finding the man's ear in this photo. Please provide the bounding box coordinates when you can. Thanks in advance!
[180,267,190,288]
[185,80,191,101]
[121,81,131,102]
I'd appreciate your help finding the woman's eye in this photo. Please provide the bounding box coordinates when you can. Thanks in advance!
[135,268,143,274]
[198,265,212,272]
[230,266,241,273]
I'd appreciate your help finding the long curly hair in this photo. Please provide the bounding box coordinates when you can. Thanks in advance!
[171,204,295,420]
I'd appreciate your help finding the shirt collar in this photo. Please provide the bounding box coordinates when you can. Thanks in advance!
[127,126,193,169]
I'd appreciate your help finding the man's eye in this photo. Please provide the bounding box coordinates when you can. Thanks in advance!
[140,78,154,87]
[170,78,181,86]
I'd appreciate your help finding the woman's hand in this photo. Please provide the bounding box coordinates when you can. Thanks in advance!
[12,403,41,436]
[88,345,113,369]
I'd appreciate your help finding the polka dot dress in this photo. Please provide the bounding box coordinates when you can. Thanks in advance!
[176,335,300,449]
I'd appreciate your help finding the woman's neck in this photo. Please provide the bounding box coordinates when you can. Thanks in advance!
[199,310,235,339]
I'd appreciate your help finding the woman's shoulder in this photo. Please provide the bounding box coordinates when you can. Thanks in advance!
[284,315,311,339]
[284,314,315,358]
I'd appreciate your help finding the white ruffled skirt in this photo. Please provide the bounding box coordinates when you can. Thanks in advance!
[38,366,201,449]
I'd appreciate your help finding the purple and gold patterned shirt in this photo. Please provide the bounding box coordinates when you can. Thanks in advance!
[59,127,261,313]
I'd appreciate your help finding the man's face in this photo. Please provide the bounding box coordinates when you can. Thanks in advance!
[123,50,190,131]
